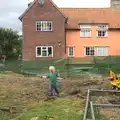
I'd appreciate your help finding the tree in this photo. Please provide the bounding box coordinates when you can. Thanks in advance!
[0,28,22,59]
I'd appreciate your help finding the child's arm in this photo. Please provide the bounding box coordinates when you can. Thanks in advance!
[41,76,47,78]
[56,73,60,77]
[41,74,49,79]
[56,73,63,80]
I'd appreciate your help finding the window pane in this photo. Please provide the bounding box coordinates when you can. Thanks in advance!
[42,50,47,56]
[69,47,74,56]
[97,47,108,56]
[91,49,94,55]
[36,21,41,31]
[47,21,52,31]
[48,47,52,56]
[36,21,52,31]
[80,30,90,37]
[37,47,41,56]
[42,21,46,31]
[42,47,47,50]
[97,31,107,37]
[36,46,53,57]
[86,47,89,55]
[85,47,94,56]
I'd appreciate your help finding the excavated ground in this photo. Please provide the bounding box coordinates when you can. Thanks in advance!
[0,72,119,120]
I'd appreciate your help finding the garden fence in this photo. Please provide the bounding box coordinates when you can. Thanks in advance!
[1,56,120,77]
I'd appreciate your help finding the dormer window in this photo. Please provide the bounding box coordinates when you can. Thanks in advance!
[80,25,91,29]
[80,25,91,37]
[97,25,108,29]
[96,25,108,37]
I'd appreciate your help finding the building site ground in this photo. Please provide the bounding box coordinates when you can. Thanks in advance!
[0,72,120,120]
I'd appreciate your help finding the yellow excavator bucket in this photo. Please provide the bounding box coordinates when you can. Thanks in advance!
[109,70,120,89]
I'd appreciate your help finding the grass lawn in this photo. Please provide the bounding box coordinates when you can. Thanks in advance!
[19,98,84,120]
[19,98,106,120]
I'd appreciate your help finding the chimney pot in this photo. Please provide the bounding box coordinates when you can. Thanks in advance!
[28,2,32,7]
[111,0,120,9]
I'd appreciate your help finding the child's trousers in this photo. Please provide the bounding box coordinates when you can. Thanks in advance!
[50,84,59,96]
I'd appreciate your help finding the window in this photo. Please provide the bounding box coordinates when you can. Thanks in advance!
[80,25,91,37]
[68,47,74,57]
[36,21,52,31]
[80,25,91,28]
[80,30,91,37]
[97,47,108,56]
[96,25,108,37]
[97,25,108,29]
[97,31,107,37]
[85,47,95,56]
[36,46,53,57]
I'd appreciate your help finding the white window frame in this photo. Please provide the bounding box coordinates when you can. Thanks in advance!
[84,47,95,56]
[96,25,108,38]
[68,47,74,57]
[36,46,53,57]
[80,30,91,37]
[97,25,108,29]
[36,21,52,32]
[97,47,108,56]
[80,25,91,28]
[96,30,108,37]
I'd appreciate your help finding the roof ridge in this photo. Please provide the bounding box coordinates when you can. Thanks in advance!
[60,8,111,9]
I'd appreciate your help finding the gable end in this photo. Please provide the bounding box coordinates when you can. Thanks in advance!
[19,0,67,21]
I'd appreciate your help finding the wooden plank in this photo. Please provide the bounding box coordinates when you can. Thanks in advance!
[83,90,90,120]
[90,102,96,120]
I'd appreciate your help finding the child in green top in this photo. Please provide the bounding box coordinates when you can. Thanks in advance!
[42,66,59,96]
[48,66,59,96]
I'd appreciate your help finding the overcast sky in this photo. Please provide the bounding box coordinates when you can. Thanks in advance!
[0,0,110,32]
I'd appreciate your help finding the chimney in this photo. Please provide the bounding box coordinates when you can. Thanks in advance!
[111,0,120,9]
[28,2,32,7]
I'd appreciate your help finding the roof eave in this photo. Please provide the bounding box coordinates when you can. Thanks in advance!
[50,0,68,19]
[66,27,120,30]
[19,16,22,21]
[109,28,120,30]
[18,0,37,21]
[78,22,109,25]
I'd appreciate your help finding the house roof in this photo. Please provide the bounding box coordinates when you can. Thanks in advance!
[60,8,120,29]
[19,0,67,21]
[19,0,120,29]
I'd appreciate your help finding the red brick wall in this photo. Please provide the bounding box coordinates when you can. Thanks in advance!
[22,0,66,60]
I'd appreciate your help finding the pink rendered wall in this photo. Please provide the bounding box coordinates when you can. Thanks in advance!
[66,26,120,57]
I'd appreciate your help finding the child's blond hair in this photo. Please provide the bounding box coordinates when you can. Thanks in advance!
[49,66,55,72]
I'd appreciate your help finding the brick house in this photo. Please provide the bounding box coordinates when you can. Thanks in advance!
[19,0,120,60]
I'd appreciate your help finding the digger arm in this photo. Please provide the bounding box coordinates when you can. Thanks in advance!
[109,71,118,80]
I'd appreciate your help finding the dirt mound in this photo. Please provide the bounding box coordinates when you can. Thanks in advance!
[0,72,108,100]
[0,72,110,119]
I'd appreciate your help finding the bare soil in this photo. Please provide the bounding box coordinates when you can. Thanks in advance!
[0,72,119,119]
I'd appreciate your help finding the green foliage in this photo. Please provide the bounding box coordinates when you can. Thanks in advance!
[0,28,21,59]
